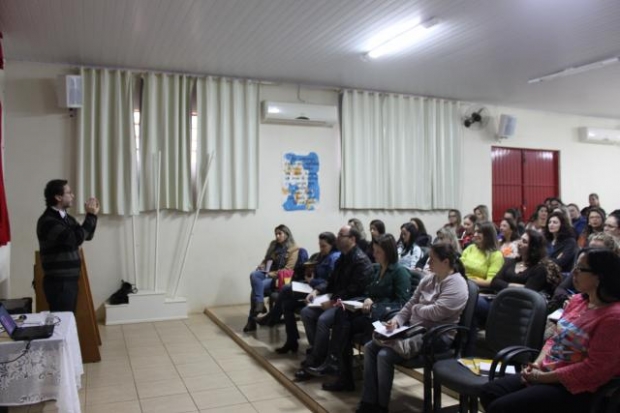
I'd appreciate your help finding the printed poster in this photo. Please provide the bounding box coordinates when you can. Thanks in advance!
[282,152,319,211]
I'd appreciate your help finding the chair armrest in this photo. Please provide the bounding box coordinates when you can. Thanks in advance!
[421,324,469,362]
[489,346,539,381]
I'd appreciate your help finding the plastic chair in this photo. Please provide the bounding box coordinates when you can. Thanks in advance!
[431,287,548,413]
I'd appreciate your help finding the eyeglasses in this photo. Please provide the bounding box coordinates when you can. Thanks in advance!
[604,224,618,229]
[572,266,595,274]
[337,233,352,238]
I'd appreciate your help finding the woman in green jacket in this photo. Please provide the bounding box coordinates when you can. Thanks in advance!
[306,234,410,391]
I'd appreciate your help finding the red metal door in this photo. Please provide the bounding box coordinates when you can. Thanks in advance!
[491,147,559,225]
[522,149,559,222]
[492,147,523,224]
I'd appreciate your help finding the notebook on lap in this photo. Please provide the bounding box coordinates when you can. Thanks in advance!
[0,303,54,341]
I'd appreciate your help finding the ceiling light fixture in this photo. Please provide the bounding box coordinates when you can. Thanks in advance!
[528,56,620,84]
[363,17,439,60]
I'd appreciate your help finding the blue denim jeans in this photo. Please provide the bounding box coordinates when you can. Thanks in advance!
[361,340,406,409]
[300,305,337,364]
[249,270,273,302]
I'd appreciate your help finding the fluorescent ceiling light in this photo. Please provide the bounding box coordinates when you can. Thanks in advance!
[364,18,438,60]
[528,57,620,84]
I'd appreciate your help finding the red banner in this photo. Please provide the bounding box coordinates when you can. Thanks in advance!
[0,31,10,245]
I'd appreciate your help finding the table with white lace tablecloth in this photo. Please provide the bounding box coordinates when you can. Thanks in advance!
[0,312,83,413]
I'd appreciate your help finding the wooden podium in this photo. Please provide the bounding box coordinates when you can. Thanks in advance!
[34,249,101,363]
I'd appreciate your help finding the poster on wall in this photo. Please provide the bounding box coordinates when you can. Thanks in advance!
[282,152,320,211]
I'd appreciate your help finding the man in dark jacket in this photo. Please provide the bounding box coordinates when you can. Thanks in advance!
[296,224,373,378]
[37,179,99,312]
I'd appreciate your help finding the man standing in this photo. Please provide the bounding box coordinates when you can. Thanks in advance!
[296,224,373,380]
[37,179,99,312]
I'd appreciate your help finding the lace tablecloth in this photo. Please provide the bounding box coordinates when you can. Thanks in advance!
[0,312,83,413]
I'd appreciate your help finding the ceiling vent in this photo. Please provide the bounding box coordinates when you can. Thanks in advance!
[578,127,620,145]
[261,101,338,127]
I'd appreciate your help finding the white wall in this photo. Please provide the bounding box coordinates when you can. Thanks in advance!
[4,61,619,316]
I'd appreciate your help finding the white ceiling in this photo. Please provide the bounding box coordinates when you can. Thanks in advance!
[1,0,620,118]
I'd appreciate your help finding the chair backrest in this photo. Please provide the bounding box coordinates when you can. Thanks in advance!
[410,269,425,292]
[454,279,479,357]
[292,248,309,280]
[485,288,548,354]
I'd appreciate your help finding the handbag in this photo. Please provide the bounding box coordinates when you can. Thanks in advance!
[371,326,426,359]
[276,269,295,291]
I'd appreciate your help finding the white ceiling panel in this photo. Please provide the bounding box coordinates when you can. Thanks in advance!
[1,0,619,117]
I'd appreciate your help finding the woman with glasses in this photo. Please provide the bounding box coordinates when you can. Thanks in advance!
[603,213,620,241]
[578,207,605,248]
[444,209,465,238]
[480,248,620,413]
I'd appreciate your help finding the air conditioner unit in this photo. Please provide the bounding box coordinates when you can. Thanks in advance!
[578,127,620,145]
[261,101,338,127]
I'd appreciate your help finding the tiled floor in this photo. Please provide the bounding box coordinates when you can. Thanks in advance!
[206,305,459,413]
[9,313,310,413]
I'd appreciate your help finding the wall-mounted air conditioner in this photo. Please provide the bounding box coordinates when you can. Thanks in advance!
[261,101,338,127]
[578,127,620,145]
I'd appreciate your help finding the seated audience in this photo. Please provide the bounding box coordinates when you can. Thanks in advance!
[367,219,386,262]
[476,230,561,326]
[604,213,620,241]
[545,211,578,272]
[461,221,504,289]
[295,225,373,379]
[504,208,525,235]
[460,213,477,250]
[474,204,491,223]
[492,229,560,296]
[577,207,605,248]
[548,231,619,313]
[410,217,432,247]
[498,217,519,258]
[444,209,465,238]
[257,232,339,329]
[244,224,299,332]
[416,227,462,270]
[357,243,468,413]
[526,204,549,233]
[307,234,410,391]
[396,222,423,271]
[567,203,586,238]
[547,197,563,211]
[348,218,370,256]
[480,248,620,413]
[580,192,605,217]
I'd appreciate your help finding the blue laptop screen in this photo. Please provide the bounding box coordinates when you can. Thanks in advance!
[0,304,17,336]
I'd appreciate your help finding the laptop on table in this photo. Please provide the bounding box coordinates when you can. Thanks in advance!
[0,303,54,341]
